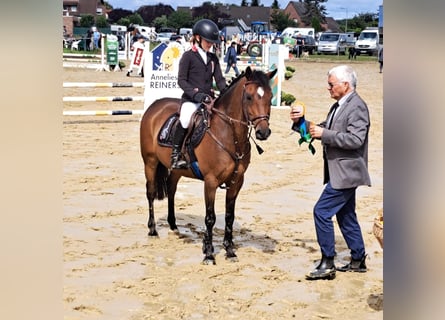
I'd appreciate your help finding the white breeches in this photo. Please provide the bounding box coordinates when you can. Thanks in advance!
[179,101,200,128]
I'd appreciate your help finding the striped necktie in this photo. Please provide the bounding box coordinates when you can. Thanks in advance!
[327,102,339,129]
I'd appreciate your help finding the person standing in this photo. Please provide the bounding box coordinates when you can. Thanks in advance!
[378,46,383,73]
[290,65,371,280]
[172,19,227,169]
[224,41,240,76]
[93,27,101,49]
[86,29,93,51]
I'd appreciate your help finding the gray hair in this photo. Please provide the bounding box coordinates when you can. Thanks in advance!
[328,65,357,89]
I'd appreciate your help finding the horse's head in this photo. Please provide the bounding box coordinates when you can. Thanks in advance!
[241,67,278,140]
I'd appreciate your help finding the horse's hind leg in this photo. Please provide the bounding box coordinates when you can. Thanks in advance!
[166,173,181,231]
[144,161,159,237]
[145,180,158,237]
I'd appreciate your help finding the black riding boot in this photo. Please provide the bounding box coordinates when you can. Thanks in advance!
[171,124,188,169]
[305,255,336,280]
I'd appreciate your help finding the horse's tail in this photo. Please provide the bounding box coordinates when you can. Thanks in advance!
[154,162,169,200]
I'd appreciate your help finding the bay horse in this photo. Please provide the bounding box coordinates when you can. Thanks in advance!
[140,66,277,264]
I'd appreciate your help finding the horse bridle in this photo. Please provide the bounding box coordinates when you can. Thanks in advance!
[242,80,270,129]
[204,79,271,188]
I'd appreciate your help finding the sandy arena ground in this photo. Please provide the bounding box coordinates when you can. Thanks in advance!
[63,57,383,319]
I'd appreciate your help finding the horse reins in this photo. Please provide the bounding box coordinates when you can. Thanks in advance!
[204,80,270,188]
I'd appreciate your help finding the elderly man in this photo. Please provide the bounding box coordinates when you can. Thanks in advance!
[290,65,371,280]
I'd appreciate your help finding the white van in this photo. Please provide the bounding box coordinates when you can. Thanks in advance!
[317,33,347,55]
[354,27,379,56]
[280,27,315,38]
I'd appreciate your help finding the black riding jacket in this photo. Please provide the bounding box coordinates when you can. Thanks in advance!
[178,46,227,102]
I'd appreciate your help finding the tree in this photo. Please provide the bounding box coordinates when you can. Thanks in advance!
[311,16,322,33]
[271,10,297,31]
[241,0,248,6]
[128,13,144,26]
[271,0,280,10]
[108,9,133,24]
[137,4,175,25]
[192,2,229,24]
[168,10,193,29]
[338,12,378,34]
[80,14,95,28]
[301,0,327,26]
[152,15,169,30]
[95,15,108,28]
[116,17,131,27]
[251,0,260,6]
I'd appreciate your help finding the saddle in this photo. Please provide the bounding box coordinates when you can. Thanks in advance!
[157,106,211,179]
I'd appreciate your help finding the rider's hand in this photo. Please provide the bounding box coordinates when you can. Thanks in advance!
[194,92,211,104]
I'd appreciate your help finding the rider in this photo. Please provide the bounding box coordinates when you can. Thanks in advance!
[171,19,227,169]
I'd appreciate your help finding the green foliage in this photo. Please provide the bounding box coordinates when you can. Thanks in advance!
[271,10,298,31]
[286,65,296,72]
[271,0,280,9]
[128,13,144,26]
[80,14,95,28]
[281,91,296,105]
[284,71,293,80]
[117,17,131,27]
[337,12,379,33]
[311,16,322,33]
[168,10,193,29]
[153,15,169,30]
[95,15,108,28]
[301,0,328,25]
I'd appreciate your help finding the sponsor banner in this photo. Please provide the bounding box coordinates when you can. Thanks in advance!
[144,42,185,109]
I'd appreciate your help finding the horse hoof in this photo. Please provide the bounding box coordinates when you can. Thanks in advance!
[168,228,180,236]
[225,255,239,262]
[148,230,159,237]
[202,257,216,265]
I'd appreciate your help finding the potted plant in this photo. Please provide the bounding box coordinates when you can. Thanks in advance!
[285,71,293,80]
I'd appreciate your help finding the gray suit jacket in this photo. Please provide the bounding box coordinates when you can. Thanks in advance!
[320,91,371,189]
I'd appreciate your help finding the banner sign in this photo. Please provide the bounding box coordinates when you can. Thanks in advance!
[144,42,185,109]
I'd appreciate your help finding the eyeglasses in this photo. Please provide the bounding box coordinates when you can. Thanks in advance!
[327,81,344,89]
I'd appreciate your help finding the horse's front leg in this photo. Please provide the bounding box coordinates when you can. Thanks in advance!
[202,183,217,265]
[223,180,243,261]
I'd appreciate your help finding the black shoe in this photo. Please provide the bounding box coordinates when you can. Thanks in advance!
[306,255,336,280]
[337,254,367,272]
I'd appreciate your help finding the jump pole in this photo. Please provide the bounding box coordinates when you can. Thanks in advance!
[63,82,145,88]
[63,110,144,116]
[63,96,144,102]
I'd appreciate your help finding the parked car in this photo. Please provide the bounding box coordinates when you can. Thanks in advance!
[292,35,316,56]
[317,33,347,55]
[156,32,175,42]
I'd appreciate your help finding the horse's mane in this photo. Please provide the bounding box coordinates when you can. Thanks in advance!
[215,68,270,105]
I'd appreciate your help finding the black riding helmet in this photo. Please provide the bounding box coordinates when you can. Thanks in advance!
[192,19,220,43]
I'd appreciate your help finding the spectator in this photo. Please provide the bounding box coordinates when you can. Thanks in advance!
[86,29,93,51]
[93,28,101,49]
[290,65,371,280]
[224,42,240,77]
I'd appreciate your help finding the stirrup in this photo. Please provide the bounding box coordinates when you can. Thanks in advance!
[171,159,188,169]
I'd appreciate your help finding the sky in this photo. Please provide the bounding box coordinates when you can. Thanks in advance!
[105,0,382,20]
